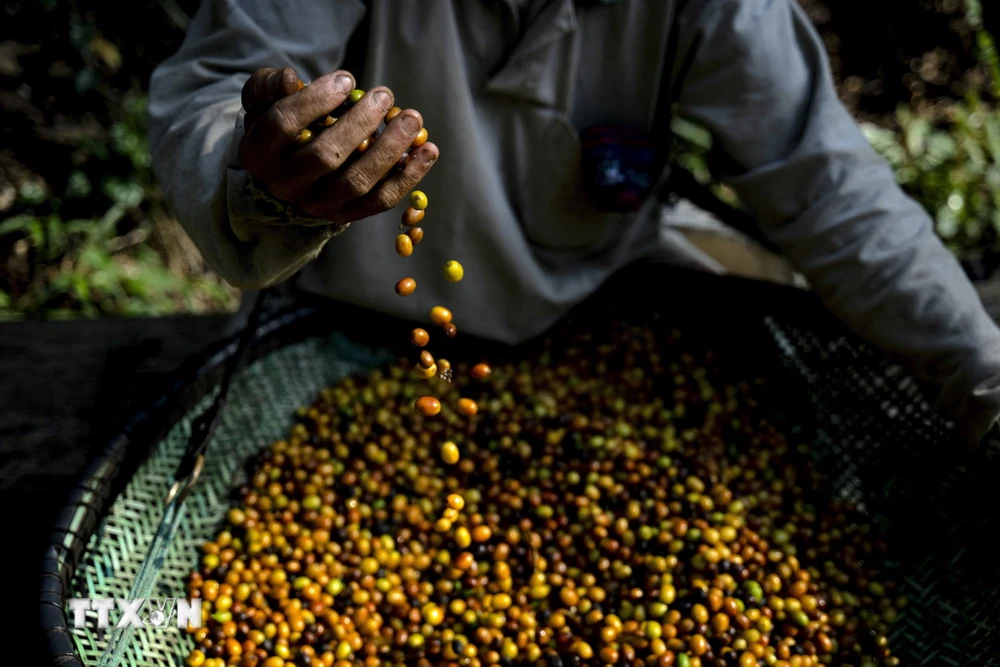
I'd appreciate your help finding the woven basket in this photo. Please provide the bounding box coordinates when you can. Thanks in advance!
[40,266,1000,666]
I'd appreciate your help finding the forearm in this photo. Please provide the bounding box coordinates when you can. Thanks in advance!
[739,137,1000,445]
[674,0,1000,444]
[149,97,337,289]
[147,0,365,288]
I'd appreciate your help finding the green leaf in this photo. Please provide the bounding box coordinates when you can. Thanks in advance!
[975,27,1000,97]
[903,115,931,158]
[961,131,989,171]
[984,115,1000,163]
[18,181,47,205]
[72,275,91,303]
[895,166,918,187]
[65,171,93,199]
[48,272,75,294]
[99,203,128,235]
[924,132,958,167]
[65,219,96,235]
[78,246,113,272]
[671,116,713,151]
[0,215,37,237]
[122,94,148,119]
[69,21,95,52]
[102,178,144,210]
[76,136,110,161]
[110,123,140,158]
[5,217,45,247]
[74,67,98,94]
[861,123,897,150]
[123,276,148,299]
[936,204,960,239]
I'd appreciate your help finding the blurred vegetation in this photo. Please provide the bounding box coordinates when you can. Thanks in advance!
[2,0,1000,320]
[674,0,1000,275]
[863,0,1000,260]
[0,92,234,319]
[0,0,236,321]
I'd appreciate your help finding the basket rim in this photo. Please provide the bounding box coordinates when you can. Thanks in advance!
[38,265,837,666]
[39,301,329,666]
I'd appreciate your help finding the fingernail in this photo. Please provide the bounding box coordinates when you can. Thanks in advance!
[373,90,392,111]
[400,114,420,135]
[421,150,437,165]
[336,74,353,93]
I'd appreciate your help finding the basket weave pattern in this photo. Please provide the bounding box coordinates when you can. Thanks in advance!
[67,336,391,666]
[59,311,1000,666]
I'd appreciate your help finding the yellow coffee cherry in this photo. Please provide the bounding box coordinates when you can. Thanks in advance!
[396,234,414,257]
[443,261,464,283]
[410,190,428,210]
[441,441,460,465]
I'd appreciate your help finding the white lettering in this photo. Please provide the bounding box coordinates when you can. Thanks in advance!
[70,597,200,629]
[116,598,145,628]
[67,599,90,629]
[91,598,114,629]
[176,598,203,629]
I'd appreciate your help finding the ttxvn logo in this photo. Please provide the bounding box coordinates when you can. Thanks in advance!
[67,598,203,629]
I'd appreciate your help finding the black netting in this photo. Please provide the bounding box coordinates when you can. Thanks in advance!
[764,315,1000,665]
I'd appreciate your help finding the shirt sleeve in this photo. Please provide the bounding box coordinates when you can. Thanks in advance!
[147,0,367,289]
[671,0,1000,447]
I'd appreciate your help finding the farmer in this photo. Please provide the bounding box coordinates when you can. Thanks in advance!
[148,0,1000,449]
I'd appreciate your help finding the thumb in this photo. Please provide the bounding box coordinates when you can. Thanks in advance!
[242,67,302,126]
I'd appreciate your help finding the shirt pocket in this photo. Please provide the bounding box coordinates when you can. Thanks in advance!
[515,107,623,254]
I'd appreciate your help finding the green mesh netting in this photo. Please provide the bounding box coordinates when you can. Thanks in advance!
[67,333,394,667]
[62,309,1000,666]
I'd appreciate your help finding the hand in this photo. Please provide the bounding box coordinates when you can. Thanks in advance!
[238,67,439,225]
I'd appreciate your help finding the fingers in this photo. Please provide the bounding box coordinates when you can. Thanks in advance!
[297,108,423,204]
[237,70,437,225]
[248,70,357,156]
[241,67,301,126]
[346,110,424,188]
[265,89,402,202]
[304,142,440,222]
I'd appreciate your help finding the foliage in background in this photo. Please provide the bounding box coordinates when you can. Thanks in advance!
[859,0,1000,258]
[862,100,1000,256]
[670,116,742,210]
[0,208,233,320]
[0,0,236,321]
[673,0,1000,263]
[797,0,997,127]
[0,92,234,319]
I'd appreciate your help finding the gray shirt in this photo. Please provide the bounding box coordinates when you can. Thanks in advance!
[148,0,1000,447]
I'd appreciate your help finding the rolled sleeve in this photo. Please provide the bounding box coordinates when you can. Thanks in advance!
[148,0,365,289]
[673,0,1000,446]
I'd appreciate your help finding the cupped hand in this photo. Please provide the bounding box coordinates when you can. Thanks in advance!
[238,67,439,225]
